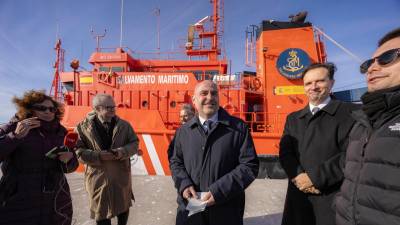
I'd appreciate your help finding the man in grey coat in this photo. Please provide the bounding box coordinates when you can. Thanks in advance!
[170,80,259,225]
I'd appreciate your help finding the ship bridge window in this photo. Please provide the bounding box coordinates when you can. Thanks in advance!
[99,66,124,72]
[62,82,74,91]
[177,70,219,80]
[111,67,124,72]
[205,70,219,80]
[193,70,203,80]
[99,66,110,72]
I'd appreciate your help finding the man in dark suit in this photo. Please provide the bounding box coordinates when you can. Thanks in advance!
[169,80,259,225]
[167,103,195,160]
[279,62,358,225]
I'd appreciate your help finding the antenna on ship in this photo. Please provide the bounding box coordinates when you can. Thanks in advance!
[120,0,124,47]
[50,39,65,102]
[90,27,107,52]
[313,26,362,63]
[154,7,161,55]
[55,20,60,40]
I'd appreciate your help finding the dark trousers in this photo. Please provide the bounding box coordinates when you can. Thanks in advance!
[176,207,211,225]
[96,211,129,225]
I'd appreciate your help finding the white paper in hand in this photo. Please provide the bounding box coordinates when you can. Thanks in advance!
[186,192,207,217]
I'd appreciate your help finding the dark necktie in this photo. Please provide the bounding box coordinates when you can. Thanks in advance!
[204,120,213,135]
[103,122,110,132]
[312,107,320,115]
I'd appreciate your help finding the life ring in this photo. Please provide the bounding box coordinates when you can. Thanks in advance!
[98,72,111,83]
[251,78,262,90]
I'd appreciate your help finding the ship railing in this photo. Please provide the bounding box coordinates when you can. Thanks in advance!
[158,110,286,134]
[130,51,191,60]
[231,112,286,134]
[97,45,226,61]
[98,46,192,60]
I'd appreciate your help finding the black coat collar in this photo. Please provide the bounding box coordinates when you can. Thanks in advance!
[297,99,341,119]
[351,109,372,130]
[188,107,231,129]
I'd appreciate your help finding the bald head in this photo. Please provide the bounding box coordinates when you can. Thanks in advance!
[194,80,218,95]
[192,80,219,119]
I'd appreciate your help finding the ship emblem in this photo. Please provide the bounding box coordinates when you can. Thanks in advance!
[276,48,311,79]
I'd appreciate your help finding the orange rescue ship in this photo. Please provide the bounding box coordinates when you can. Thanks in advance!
[51,1,326,178]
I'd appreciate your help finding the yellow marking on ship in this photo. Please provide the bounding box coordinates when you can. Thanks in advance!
[274,86,305,95]
[80,76,93,84]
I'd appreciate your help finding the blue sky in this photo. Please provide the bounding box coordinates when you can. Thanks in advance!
[0,0,399,122]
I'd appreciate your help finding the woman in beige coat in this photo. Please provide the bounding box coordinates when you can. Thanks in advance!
[75,94,139,225]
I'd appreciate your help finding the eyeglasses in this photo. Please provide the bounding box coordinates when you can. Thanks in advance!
[360,48,400,74]
[32,105,57,113]
[100,105,116,111]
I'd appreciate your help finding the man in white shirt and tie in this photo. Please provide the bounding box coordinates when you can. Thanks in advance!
[279,63,359,225]
[170,80,259,225]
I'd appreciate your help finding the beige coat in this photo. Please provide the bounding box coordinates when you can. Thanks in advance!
[75,112,139,220]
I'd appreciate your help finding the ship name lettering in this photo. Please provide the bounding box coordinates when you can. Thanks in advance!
[123,75,156,84]
[158,75,189,84]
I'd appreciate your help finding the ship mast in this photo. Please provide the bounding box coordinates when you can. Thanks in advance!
[50,39,64,102]
[185,0,224,61]
[154,7,161,54]
[91,28,107,52]
[120,0,124,47]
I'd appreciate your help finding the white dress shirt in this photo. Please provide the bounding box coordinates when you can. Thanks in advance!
[198,113,218,128]
[309,97,331,115]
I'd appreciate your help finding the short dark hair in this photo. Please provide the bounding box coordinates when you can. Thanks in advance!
[378,27,400,47]
[301,62,336,80]
[181,103,195,115]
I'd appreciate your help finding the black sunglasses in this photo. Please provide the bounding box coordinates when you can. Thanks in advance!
[360,48,400,74]
[32,105,57,113]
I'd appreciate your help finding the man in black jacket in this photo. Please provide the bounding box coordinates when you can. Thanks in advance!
[336,28,400,225]
[169,80,259,225]
[167,103,195,160]
[279,62,358,225]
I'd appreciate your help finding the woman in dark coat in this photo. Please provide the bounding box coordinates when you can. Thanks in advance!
[0,90,78,225]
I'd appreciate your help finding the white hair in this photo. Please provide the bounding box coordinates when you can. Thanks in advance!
[92,94,114,108]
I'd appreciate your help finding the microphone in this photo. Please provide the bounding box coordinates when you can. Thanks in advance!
[64,132,78,150]
[45,132,79,160]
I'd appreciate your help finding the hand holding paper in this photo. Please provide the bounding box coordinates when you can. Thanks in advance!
[186,192,207,217]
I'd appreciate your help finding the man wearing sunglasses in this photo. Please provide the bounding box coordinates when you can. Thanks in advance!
[75,94,139,225]
[336,27,400,225]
